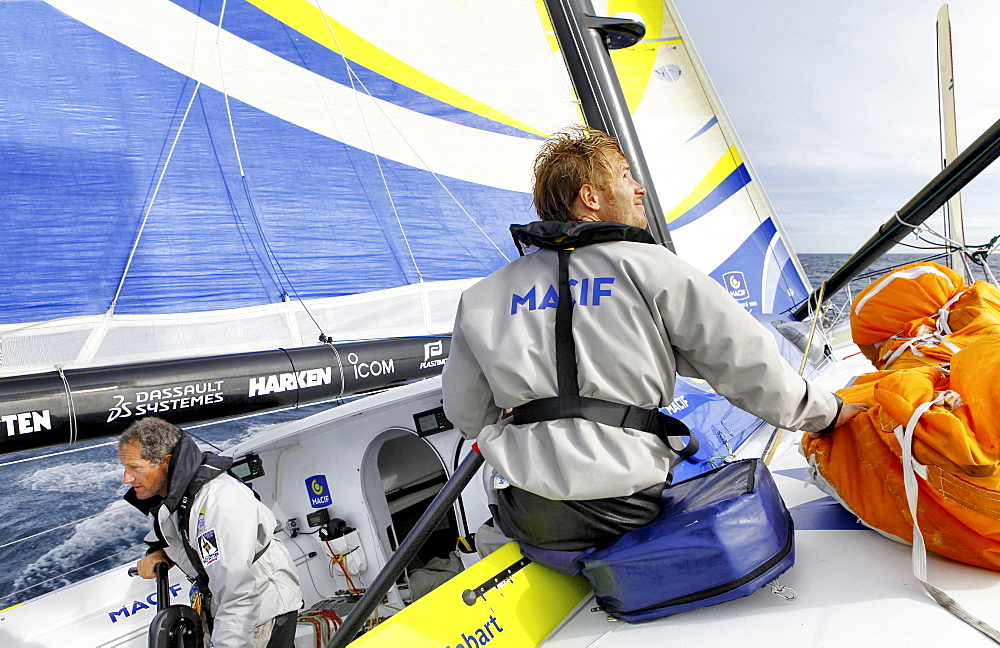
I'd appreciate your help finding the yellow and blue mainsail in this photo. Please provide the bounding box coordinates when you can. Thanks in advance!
[1,0,810,376]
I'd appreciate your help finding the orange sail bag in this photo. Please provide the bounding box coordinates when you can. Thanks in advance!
[803,262,1000,571]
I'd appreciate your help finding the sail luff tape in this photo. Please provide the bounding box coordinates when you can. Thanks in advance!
[55,365,78,446]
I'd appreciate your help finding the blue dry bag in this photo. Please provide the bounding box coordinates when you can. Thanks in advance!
[580,457,794,621]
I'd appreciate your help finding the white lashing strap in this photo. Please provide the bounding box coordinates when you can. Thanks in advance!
[900,391,1000,643]
[881,329,961,370]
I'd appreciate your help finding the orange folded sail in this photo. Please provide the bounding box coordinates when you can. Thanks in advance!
[803,262,1000,571]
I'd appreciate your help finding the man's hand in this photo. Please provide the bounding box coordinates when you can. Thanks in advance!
[136,549,170,579]
[835,402,869,427]
[810,402,869,438]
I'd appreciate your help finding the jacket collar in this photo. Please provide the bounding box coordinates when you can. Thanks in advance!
[509,220,655,255]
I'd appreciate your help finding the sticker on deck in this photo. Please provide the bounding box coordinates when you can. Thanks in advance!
[349,543,591,647]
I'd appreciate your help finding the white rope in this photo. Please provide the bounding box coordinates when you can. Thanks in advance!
[210,1,333,339]
[214,0,245,176]
[899,392,1000,643]
[109,84,203,313]
[313,2,422,283]
[108,81,203,315]
[892,211,970,253]
[878,288,963,369]
[337,66,513,264]
[891,211,1000,287]
[55,365,78,445]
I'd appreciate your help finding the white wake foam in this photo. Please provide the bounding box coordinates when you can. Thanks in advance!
[12,498,147,600]
[19,459,122,492]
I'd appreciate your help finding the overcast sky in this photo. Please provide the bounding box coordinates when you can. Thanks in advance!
[671,0,1000,254]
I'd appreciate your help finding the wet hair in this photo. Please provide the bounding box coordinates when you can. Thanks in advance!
[118,417,182,465]
[532,126,624,222]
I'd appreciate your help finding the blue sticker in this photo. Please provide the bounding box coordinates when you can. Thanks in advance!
[305,474,332,508]
[722,271,749,303]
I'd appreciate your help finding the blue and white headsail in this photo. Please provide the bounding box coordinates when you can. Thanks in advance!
[0,0,580,372]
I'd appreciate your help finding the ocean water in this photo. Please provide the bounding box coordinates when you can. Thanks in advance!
[798,252,1000,315]
[2,252,998,611]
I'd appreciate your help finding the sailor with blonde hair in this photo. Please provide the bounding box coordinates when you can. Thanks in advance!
[443,126,866,549]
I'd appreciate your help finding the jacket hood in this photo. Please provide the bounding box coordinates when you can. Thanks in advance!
[123,431,233,514]
[509,220,655,255]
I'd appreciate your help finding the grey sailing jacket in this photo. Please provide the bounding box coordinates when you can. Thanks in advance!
[442,221,838,500]
[128,435,301,648]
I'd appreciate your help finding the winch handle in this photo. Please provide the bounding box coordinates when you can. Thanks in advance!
[127,562,172,612]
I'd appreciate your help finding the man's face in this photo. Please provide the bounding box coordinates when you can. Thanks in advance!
[119,441,171,499]
[594,151,647,229]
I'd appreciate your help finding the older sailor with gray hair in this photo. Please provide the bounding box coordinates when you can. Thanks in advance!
[119,417,302,648]
[442,126,867,550]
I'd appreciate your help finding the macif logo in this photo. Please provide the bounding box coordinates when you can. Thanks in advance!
[305,474,332,508]
[722,271,749,302]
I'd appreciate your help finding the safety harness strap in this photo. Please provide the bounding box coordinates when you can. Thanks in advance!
[512,245,698,458]
[555,249,583,419]
[512,396,698,457]
[177,492,214,634]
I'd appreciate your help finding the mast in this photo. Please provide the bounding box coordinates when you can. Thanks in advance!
[791,115,1000,321]
[937,4,968,280]
[543,0,675,251]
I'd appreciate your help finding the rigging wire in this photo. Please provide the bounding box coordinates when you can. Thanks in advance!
[314,5,423,285]
[339,65,513,265]
[763,281,827,466]
[211,0,331,341]
[891,213,999,286]
[788,224,1000,326]
[107,80,204,315]
[311,0,511,267]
